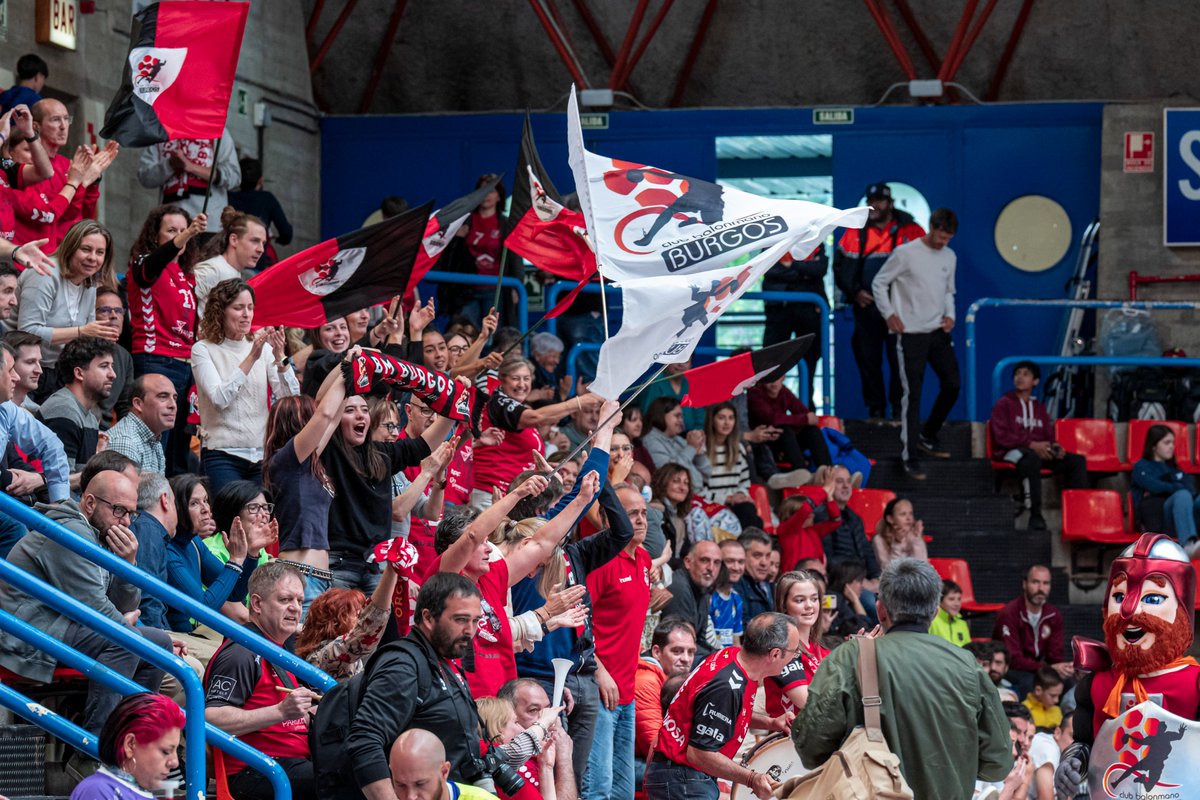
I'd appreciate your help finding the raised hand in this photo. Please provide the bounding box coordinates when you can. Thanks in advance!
[105,525,139,564]
[517,473,551,499]
[575,470,599,503]
[481,307,500,338]
[11,239,55,276]
[225,516,249,563]
[597,398,621,430]
[543,583,587,616]
[408,298,436,336]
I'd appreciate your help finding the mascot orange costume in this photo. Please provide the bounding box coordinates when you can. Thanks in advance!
[1055,533,1199,798]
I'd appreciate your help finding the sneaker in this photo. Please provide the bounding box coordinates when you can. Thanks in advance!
[902,460,926,480]
[918,434,951,459]
[1029,512,1048,531]
[767,468,813,490]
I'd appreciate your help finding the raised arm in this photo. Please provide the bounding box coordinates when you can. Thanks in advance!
[505,471,599,583]
[291,349,349,463]
[438,473,552,576]
[517,392,604,430]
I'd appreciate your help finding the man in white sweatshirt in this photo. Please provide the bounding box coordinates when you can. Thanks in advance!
[872,208,961,480]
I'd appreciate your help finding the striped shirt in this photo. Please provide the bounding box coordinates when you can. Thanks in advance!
[702,442,751,503]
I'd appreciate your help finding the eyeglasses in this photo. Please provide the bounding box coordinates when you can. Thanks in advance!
[410,406,436,418]
[447,345,469,354]
[382,422,401,433]
[243,502,275,516]
[93,496,139,523]
[96,306,124,318]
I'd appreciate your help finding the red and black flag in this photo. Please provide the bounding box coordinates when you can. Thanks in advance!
[101,2,249,147]
[249,201,434,328]
[681,335,814,408]
[406,175,503,298]
[505,113,597,282]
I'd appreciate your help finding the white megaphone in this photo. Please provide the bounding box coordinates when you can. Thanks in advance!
[551,657,573,709]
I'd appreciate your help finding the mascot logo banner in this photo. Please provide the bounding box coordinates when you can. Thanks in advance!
[1089,701,1198,798]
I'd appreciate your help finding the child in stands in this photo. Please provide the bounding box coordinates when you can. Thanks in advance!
[929,579,970,646]
[1022,666,1064,731]
[708,562,743,647]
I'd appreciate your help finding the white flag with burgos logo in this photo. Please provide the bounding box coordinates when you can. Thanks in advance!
[566,87,869,399]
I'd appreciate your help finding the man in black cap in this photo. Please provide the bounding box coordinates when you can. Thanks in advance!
[833,183,925,420]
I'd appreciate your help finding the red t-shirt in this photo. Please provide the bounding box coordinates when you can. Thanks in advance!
[0,161,22,244]
[471,393,543,495]
[398,427,438,566]
[11,153,97,252]
[763,640,829,717]
[128,259,197,359]
[587,547,652,705]
[204,630,310,776]
[1087,663,1200,738]
[444,438,475,506]
[467,212,502,277]
[655,647,757,768]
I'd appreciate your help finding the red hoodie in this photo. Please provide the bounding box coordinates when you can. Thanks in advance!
[990,390,1056,451]
[992,598,1064,672]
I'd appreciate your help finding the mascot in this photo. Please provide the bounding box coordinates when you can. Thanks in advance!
[1055,533,1200,798]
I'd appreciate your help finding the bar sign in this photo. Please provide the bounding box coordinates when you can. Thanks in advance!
[813,108,853,125]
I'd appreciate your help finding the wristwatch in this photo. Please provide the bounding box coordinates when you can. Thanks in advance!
[277,356,292,370]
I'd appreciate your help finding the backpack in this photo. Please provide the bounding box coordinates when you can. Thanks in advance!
[309,638,434,799]
[781,636,913,799]
[1108,367,1174,422]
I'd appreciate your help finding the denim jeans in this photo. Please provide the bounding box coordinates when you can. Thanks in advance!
[133,353,195,476]
[1163,489,1200,545]
[301,574,331,620]
[329,551,381,593]
[0,513,27,559]
[644,760,718,800]
[201,449,263,493]
[582,701,636,800]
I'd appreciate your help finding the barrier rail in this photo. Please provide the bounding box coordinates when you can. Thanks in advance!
[990,355,1200,408]
[0,492,337,800]
[965,298,1200,420]
[421,271,529,332]
[545,283,832,408]
[565,343,810,407]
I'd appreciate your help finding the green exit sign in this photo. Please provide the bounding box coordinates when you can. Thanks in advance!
[813,108,854,125]
[579,113,609,130]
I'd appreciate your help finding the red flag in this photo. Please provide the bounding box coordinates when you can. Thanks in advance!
[406,176,503,298]
[101,2,249,146]
[680,336,813,408]
[249,202,433,328]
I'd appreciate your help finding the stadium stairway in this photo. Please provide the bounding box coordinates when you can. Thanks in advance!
[845,420,1100,644]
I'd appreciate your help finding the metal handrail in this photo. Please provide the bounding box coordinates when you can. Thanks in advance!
[965,298,1200,420]
[564,343,810,406]
[421,270,529,330]
[544,282,832,409]
[0,607,290,800]
[990,355,1200,407]
[0,492,338,799]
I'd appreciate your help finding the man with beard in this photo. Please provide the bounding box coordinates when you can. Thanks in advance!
[37,336,115,479]
[1055,534,1200,798]
[993,565,1071,698]
[662,540,723,662]
[338,573,487,800]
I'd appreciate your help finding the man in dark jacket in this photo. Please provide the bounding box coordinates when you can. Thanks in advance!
[662,540,722,663]
[340,573,486,800]
[734,529,776,623]
[821,466,881,581]
[762,247,828,408]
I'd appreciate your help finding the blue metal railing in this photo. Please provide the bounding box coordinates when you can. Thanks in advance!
[991,355,1200,408]
[965,298,1200,419]
[422,270,529,330]
[542,281,622,339]
[0,606,290,800]
[0,492,337,800]
[544,282,832,409]
[564,343,810,407]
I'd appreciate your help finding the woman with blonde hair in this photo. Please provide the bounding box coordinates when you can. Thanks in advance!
[18,219,119,400]
[476,695,564,800]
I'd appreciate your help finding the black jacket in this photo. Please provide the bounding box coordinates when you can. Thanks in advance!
[662,569,715,661]
[735,575,774,625]
[820,505,881,580]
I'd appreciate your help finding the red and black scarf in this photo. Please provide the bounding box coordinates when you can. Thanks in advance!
[343,351,486,435]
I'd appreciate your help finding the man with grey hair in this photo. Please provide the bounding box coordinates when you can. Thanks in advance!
[793,558,1013,799]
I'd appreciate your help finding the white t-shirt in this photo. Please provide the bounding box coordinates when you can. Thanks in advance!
[1026,732,1060,800]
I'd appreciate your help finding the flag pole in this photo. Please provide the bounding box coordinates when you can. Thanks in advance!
[490,247,511,334]
[597,262,611,341]
[200,136,221,217]
[500,314,550,358]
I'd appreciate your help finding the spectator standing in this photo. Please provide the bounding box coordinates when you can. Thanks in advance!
[989,360,1088,530]
[18,220,119,401]
[992,565,1071,698]
[38,336,115,474]
[633,618,697,762]
[30,100,116,250]
[661,540,723,662]
[228,157,293,272]
[457,174,509,324]
[191,279,298,489]
[7,134,106,250]
[106,374,176,474]
[871,497,928,569]
[928,579,970,646]
[734,529,776,623]
[872,207,961,480]
[833,182,925,420]
[127,206,207,475]
[747,377,832,474]
[137,129,240,233]
[645,613,800,800]
[193,209,267,315]
[641,397,711,491]
[794,558,1013,799]
[205,563,318,800]
[93,288,134,428]
[762,247,828,408]
[0,55,47,113]
[397,394,448,565]
[1130,423,1200,552]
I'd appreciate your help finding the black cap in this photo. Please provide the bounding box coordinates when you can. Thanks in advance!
[865,183,892,201]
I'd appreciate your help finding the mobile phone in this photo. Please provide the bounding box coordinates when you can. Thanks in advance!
[822,594,837,609]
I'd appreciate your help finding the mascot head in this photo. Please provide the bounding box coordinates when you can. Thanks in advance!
[1104,533,1195,675]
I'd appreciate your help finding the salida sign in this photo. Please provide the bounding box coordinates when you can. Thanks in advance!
[36,0,77,50]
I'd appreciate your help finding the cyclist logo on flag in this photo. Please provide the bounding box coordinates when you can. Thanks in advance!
[603,160,726,255]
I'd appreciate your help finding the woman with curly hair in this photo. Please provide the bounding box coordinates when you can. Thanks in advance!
[191,278,298,490]
[295,567,397,680]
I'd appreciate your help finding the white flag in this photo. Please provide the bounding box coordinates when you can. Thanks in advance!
[566,87,869,399]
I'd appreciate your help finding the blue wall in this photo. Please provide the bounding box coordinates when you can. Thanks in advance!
[321,103,1103,420]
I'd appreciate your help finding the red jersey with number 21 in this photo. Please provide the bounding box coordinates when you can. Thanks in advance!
[655,647,756,768]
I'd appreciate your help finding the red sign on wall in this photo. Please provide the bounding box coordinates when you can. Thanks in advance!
[1124,131,1154,173]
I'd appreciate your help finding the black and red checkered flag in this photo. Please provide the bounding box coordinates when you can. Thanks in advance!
[248,201,433,328]
[680,336,813,408]
[345,350,486,433]
[101,2,249,146]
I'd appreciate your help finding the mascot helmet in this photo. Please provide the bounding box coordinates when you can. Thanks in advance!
[1108,533,1195,631]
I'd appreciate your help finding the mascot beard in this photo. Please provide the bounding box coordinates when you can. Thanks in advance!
[1103,603,1192,677]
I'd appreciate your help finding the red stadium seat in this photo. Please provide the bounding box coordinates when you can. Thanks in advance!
[817,415,844,433]
[1127,420,1200,473]
[1060,490,1138,545]
[749,484,775,534]
[213,748,233,800]
[1054,419,1129,472]
[928,557,1004,614]
[847,488,896,540]
[0,666,85,684]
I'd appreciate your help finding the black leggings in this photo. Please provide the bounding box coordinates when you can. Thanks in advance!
[773,425,832,468]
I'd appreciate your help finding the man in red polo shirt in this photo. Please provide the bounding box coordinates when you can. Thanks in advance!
[646,613,799,800]
[205,562,319,800]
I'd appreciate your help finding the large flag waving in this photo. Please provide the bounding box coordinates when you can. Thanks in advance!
[101,2,249,147]
[406,175,503,298]
[249,201,434,328]
[505,114,597,281]
[565,88,868,399]
[680,336,813,408]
